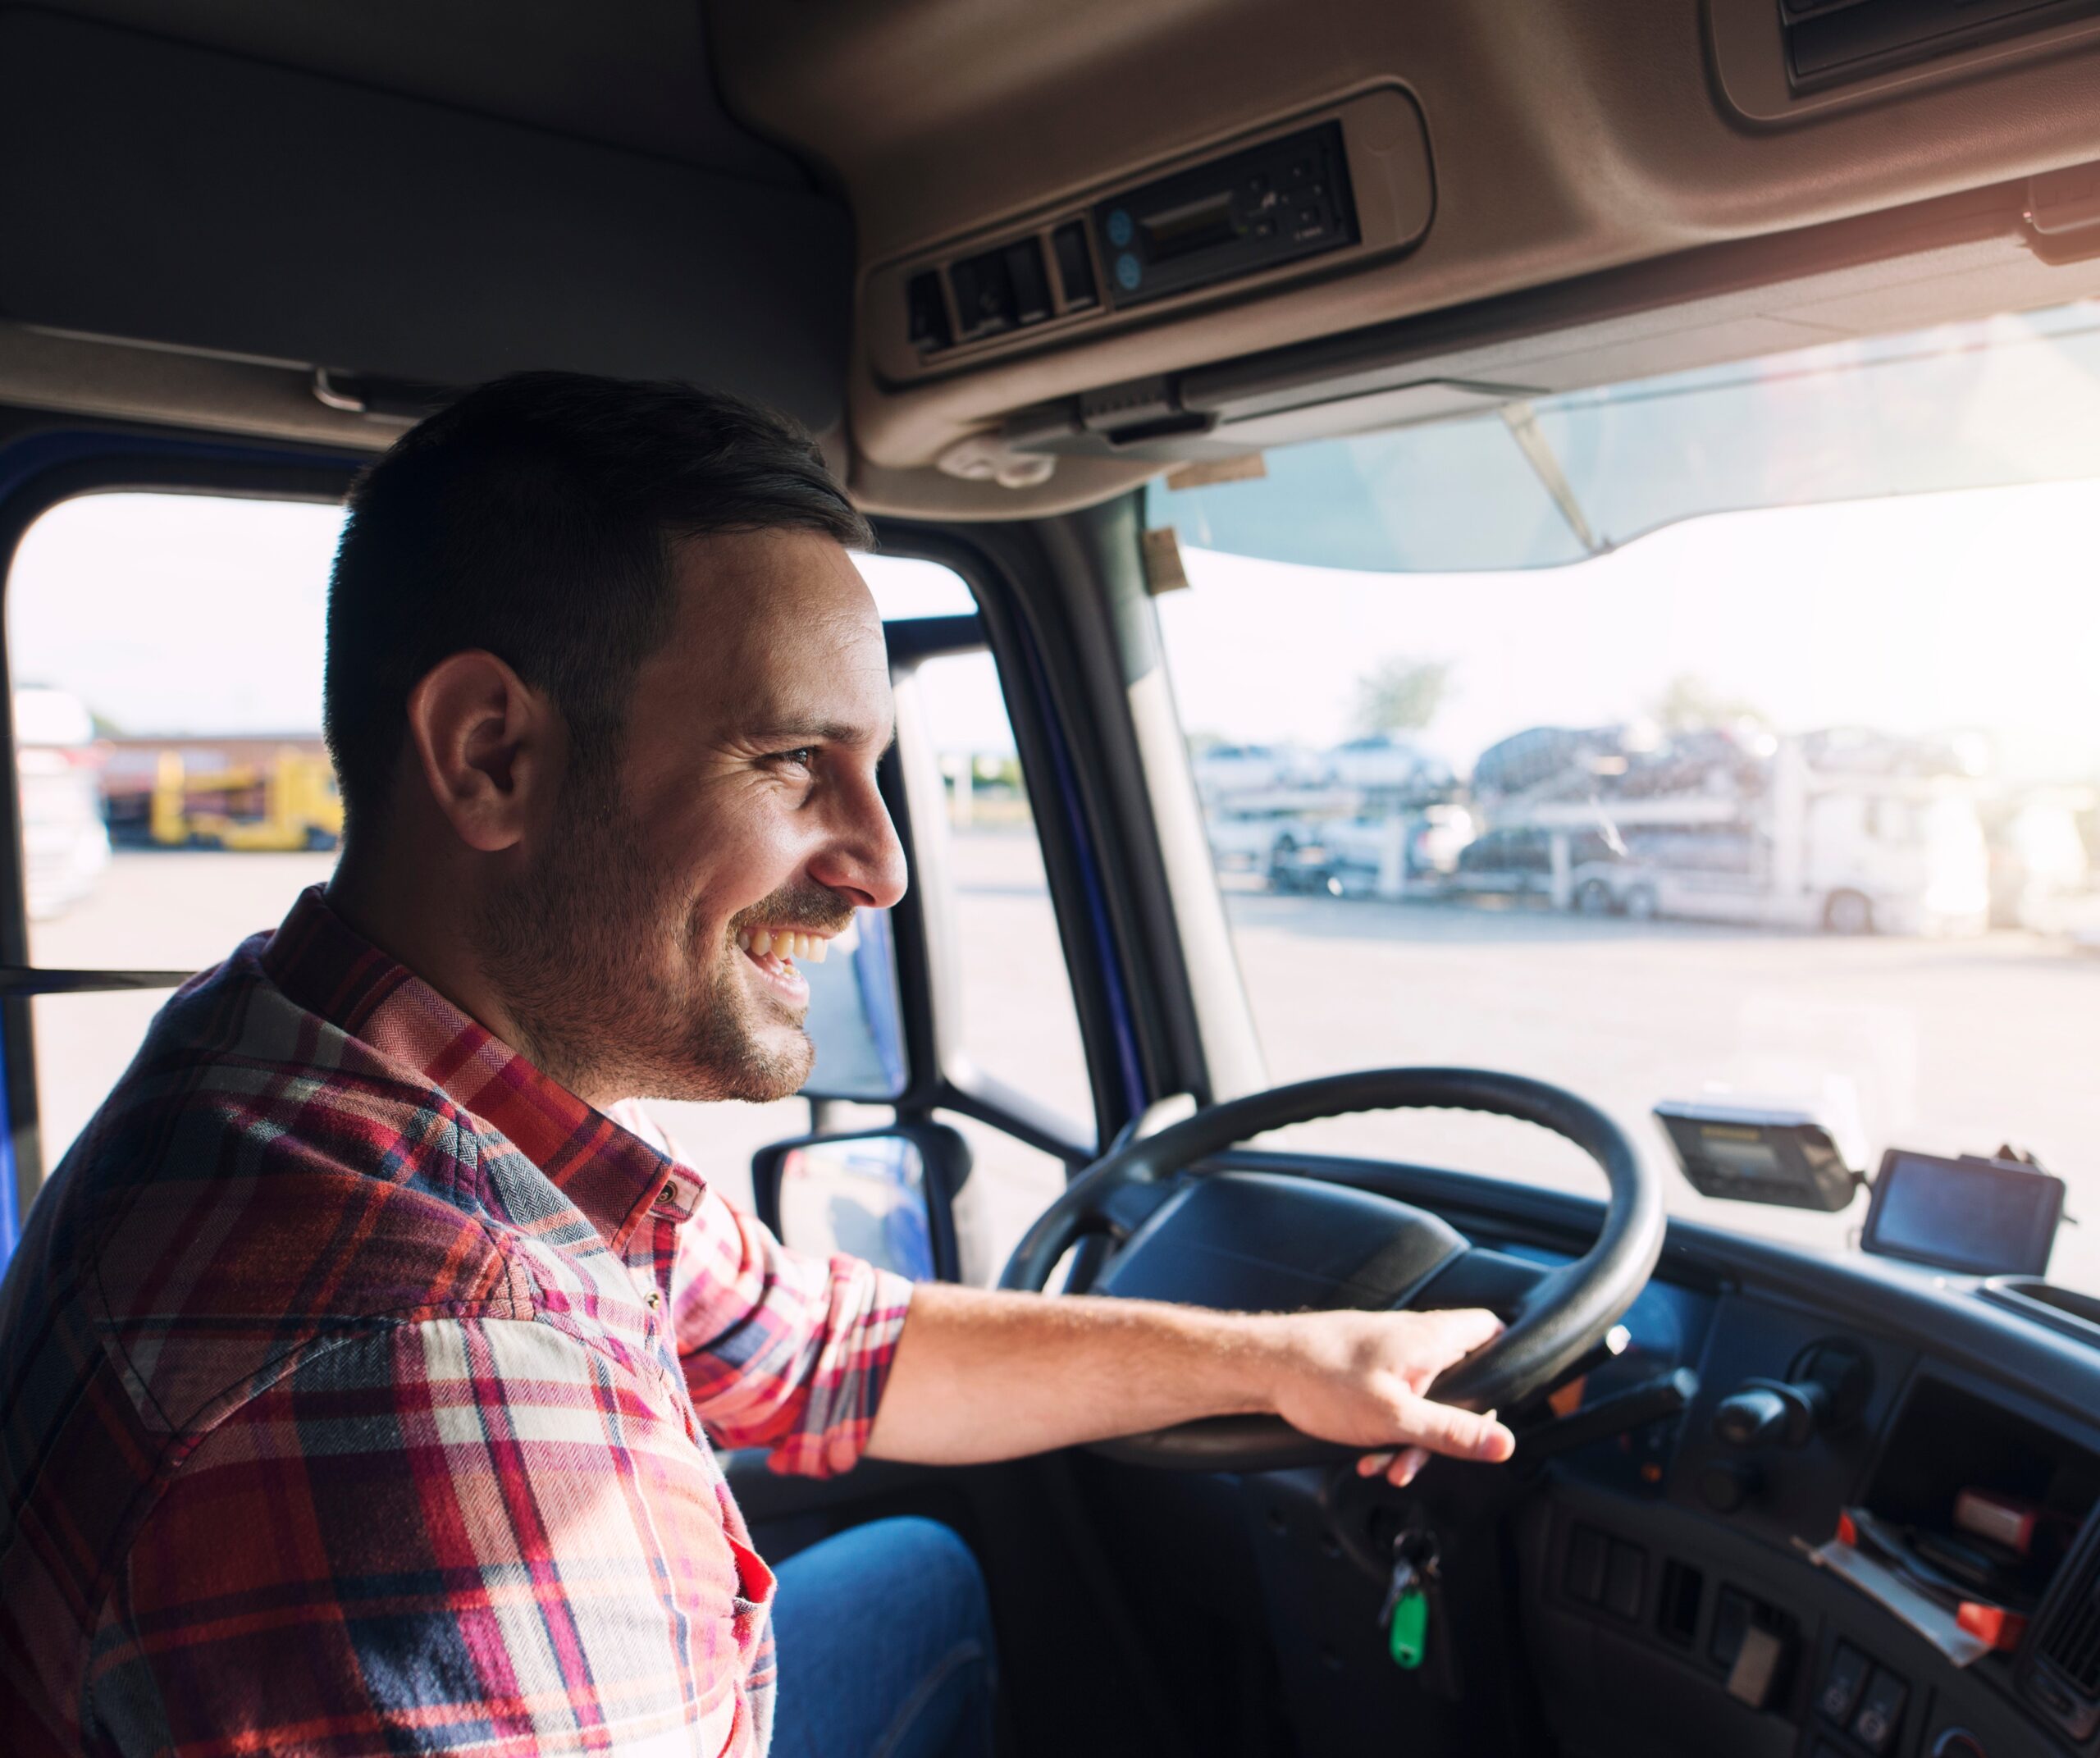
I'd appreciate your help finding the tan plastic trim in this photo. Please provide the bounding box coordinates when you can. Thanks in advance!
[851,448,1156,522]
[864,84,1432,385]
[719,0,2100,480]
[850,177,2100,516]
[0,323,395,450]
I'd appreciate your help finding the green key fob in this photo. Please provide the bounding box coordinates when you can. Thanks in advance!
[1388,1587,1428,1669]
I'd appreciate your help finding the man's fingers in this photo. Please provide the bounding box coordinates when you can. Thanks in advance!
[1386,1445,1431,1488]
[1395,1395,1515,1463]
[1418,1306,1504,1365]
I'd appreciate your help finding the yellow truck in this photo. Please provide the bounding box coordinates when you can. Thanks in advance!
[148,747,342,852]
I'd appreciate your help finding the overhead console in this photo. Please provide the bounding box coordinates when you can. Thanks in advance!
[1710,0,2100,121]
[865,87,1432,386]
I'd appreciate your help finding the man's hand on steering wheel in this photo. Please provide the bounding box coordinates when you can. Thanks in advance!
[1260,1306,1518,1487]
[997,1069,1666,1472]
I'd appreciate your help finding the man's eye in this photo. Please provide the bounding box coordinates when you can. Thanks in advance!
[769,747,818,769]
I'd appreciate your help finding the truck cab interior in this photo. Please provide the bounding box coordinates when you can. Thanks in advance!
[6,5,2100,1756]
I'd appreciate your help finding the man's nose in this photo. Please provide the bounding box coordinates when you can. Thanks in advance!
[809,788,909,911]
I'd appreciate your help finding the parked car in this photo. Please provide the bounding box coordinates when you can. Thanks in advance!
[1189,742,1312,799]
[1317,733,1454,797]
[1305,804,1478,895]
[1447,825,1555,896]
[1204,803,1308,872]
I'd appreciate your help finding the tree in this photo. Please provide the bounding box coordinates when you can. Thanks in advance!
[1652,673,1769,733]
[1351,656,1451,736]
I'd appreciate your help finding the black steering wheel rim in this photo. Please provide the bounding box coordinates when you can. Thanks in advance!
[999,1066,1665,1467]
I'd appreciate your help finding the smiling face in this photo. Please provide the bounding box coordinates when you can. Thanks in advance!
[473,528,906,1104]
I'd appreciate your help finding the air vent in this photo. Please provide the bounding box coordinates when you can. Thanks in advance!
[1783,0,2100,90]
[2041,1590,2100,1693]
[2020,1525,2100,1741]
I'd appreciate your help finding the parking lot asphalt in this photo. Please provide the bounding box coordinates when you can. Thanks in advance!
[25,840,2100,1294]
[1220,877,2100,1283]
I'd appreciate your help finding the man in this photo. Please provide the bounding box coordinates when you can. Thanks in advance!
[0,375,1515,1756]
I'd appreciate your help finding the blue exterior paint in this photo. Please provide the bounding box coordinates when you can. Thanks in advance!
[0,1013,16,1276]
[0,427,365,511]
[1012,628,1146,1126]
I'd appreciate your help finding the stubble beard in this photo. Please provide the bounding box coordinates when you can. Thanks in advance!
[474,781,815,1106]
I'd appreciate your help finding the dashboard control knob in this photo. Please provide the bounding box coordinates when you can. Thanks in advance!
[1712,1377,1828,1449]
[1929,1731,1987,1758]
[1697,1459,1761,1513]
[1714,1387,1793,1448]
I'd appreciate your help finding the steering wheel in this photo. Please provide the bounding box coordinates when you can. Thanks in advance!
[999,1067,1665,1471]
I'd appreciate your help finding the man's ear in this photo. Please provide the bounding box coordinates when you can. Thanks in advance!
[402,651,557,853]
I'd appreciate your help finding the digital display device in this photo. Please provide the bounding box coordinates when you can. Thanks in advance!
[1142,192,1239,262]
[1654,1101,1862,1212]
[1861,1150,2064,1278]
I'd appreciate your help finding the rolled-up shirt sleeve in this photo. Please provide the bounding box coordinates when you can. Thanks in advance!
[669,1186,915,1477]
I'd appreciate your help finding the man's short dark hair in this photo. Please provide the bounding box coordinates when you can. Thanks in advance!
[323,371,873,832]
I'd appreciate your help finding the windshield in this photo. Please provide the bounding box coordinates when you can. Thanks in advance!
[1150,301,2100,1295]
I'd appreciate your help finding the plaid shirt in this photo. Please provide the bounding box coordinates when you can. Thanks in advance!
[0,887,914,1757]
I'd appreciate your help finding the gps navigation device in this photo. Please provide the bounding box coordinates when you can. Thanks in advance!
[1860,1149,2064,1278]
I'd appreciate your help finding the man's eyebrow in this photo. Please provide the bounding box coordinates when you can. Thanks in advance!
[754,716,897,751]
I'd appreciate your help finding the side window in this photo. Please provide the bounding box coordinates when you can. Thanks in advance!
[8,492,348,1168]
[911,645,1095,1276]
[4,509,1090,1284]
[915,648,1093,1126]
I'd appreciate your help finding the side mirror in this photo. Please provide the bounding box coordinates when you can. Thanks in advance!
[752,1123,970,1282]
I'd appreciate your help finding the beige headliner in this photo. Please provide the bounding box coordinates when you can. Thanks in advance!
[5,0,2100,522]
[713,0,2100,514]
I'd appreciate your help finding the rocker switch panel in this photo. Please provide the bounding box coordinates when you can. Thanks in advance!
[1818,1642,1871,1724]
[1852,1667,1909,1754]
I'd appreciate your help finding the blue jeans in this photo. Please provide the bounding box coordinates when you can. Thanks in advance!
[769,1516,998,1758]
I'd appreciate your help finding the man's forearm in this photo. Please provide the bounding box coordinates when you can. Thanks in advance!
[865,1284,1283,1464]
[863,1283,1514,1470]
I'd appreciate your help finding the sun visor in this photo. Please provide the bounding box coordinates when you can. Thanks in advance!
[0,10,852,430]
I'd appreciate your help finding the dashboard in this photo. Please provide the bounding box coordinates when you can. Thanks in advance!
[1104,1148,2100,1758]
[1532,1272,2098,1758]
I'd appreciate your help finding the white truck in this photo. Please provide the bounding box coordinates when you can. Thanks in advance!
[1481,731,1989,936]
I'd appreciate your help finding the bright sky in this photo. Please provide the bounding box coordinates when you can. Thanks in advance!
[1160,476,2100,783]
[10,479,2100,783]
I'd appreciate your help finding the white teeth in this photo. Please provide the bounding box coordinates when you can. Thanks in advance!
[739,927,833,966]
